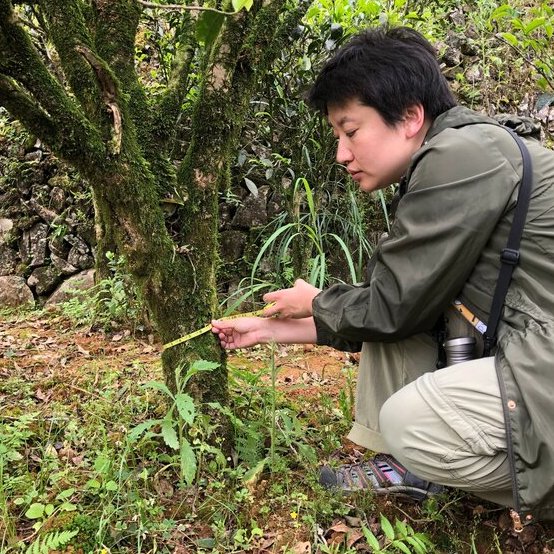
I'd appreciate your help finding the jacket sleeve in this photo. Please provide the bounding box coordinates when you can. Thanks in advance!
[313,125,521,347]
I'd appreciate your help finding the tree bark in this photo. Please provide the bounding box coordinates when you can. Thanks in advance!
[0,0,308,430]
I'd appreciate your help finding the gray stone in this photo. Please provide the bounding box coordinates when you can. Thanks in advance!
[67,246,94,269]
[49,187,66,212]
[231,186,270,229]
[20,222,48,267]
[24,150,43,162]
[46,269,95,305]
[0,218,14,245]
[50,253,78,275]
[27,265,63,295]
[460,38,479,57]
[465,65,483,83]
[219,202,234,230]
[0,275,34,308]
[266,192,284,220]
[64,234,89,254]
[441,45,462,67]
[48,235,68,258]
[448,8,465,27]
[220,230,247,262]
[0,245,18,276]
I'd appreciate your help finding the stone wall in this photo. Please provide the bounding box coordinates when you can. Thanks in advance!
[0,128,95,309]
[0,125,282,309]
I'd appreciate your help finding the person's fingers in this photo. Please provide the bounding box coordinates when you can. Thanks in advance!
[260,303,281,318]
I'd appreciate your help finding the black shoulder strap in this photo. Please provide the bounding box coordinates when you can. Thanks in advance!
[482,129,533,356]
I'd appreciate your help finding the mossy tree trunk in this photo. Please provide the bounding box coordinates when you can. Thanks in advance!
[0,0,307,423]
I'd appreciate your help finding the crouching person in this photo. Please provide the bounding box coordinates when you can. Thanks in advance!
[212,26,554,524]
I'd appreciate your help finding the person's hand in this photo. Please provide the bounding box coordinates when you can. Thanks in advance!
[211,317,267,349]
[262,279,321,319]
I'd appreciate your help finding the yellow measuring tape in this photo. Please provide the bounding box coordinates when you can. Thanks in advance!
[163,303,275,350]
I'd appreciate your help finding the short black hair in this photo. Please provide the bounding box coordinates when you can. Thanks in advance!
[307,26,456,125]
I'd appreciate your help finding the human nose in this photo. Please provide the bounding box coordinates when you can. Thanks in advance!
[336,136,353,165]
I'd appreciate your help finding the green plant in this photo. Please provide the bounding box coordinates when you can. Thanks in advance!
[61,251,143,330]
[489,2,554,91]
[362,514,435,553]
[337,364,356,428]
[23,488,78,532]
[128,359,221,487]
[24,529,78,554]
[0,413,39,545]
[252,177,372,290]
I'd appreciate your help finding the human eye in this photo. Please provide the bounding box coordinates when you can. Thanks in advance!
[345,129,357,138]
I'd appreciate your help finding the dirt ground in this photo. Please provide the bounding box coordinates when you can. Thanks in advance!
[1,310,553,553]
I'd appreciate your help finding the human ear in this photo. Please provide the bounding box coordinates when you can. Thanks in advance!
[402,104,426,138]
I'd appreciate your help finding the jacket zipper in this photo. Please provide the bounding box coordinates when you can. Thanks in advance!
[493,354,522,521]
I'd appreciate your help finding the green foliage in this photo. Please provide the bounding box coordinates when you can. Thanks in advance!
[251,178,373,290]
[25,530,78,554]
[129,359,221,486]
[362,515,436,554]
[61,251,143,330]
[489,2,554,90]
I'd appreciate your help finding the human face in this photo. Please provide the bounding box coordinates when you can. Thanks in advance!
[328,100,425,193]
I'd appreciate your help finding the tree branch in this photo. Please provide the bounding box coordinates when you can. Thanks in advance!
[75,45,122,155]
[139,0,235,16]
[0,0,105,166]
[0,75,58,145]
[36,0,105,123]
[92,1,151,149]
[151,11,196,153]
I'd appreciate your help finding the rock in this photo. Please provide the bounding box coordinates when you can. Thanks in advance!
[46,269,95,305]
[49,187,66,212]
[27,265,63,295]
[0,245,18,276]
[67,246,94,269]
[266,191,284,219]
[441,45,462,67]
[64,233,89,254]
[20,222,48,267]
[231,186,270,229]
[24,150,43,162]
[465,65,483,82]
[50,253,78,275]
[48,235,68,258]
[219,202,234,230]
[448,8,465,27]
[220,230,247,262]
[460,38,479,57]
[0,275,34,308]
[0,218,14,245]
[0,242,18,275]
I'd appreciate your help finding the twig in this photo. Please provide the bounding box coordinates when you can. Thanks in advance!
[65,382,105,400]
[138,1,236,16]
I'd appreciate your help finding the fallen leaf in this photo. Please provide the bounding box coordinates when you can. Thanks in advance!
[291,542,310,554]
[76,344,91,357]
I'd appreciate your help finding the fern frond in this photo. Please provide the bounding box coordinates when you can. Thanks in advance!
[26,529,79,554]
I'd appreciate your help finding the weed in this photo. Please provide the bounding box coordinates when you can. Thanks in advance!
[61,251,143,331]
[362,514,436,553]
[128,359,221,487]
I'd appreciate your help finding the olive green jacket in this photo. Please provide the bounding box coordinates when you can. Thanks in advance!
[312,106,554,520]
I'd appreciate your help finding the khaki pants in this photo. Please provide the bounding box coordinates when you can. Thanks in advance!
[347,307,513,506]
